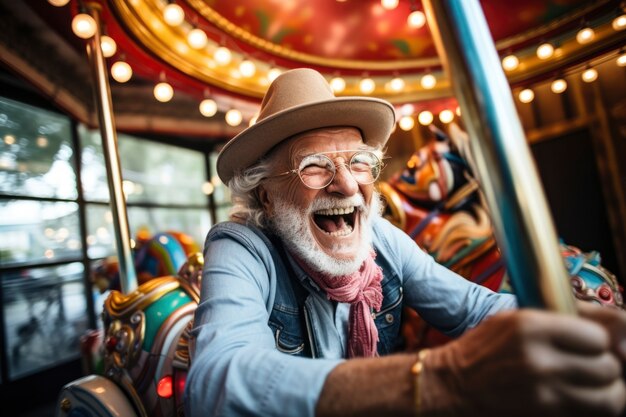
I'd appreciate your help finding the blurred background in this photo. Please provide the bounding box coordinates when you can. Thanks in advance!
[0,0,625,414]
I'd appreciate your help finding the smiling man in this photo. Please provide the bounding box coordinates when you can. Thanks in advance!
[185,69,626,417]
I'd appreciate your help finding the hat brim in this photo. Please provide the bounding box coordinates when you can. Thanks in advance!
[217,97,396,184]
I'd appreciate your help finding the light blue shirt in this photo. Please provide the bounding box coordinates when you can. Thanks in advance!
[185,217,517,417]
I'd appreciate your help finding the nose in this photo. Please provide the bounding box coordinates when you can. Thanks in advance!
[325,162,359,196]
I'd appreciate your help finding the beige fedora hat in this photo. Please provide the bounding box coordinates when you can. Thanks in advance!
[216,68,396,184]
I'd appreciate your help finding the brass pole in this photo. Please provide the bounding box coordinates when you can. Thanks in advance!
[84,4,137,294]
[422,0,575,313]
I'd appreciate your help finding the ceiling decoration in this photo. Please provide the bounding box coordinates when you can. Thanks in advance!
[17,0,626,132]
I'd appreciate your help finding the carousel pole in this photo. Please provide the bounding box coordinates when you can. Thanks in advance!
[84,2,138,294]
[421,0,575,313]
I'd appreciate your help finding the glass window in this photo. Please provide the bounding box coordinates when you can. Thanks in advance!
[208,152,230,205]
[0,200,82,267]
[80,125,208,205]
[0,97,76,199]
[2,262,88,380]
[86,204,210,259]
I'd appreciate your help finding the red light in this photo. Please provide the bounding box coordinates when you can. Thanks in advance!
[157,375,173,399]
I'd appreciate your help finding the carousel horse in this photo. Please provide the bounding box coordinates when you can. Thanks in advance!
[379,125,624,349]
[60,231,203,417]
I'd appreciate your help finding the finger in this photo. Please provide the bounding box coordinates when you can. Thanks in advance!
[538,313,611,355]
[554,377,626,417]
[578,302,626,361]
[551,351,622,386]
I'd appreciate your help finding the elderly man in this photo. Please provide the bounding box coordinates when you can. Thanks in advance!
[185,68,626,417]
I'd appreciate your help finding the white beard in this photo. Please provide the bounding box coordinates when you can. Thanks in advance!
[269,191,383,276]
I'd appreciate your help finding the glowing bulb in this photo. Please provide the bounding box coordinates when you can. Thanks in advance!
[100,35,117,58]
[199,99,217,117]
[187,28,208,49]
[268,68,282,82]
[4,134,16,145]
[36,136,48,147]
[202,182,215,195]
[455,106,461,116]
[72,13,97,39]
[551,79,567,94]
[111,61,132,83]
[154,82,174,102]
[225,109,242,126]
[518,89,535,103]
[408,11,426,28]
[501,54,519,71]
[381,0,399,10]
[48,0,70,6]
[536,43,554,60]
[420,74,436,89]
[214,47,232,65]
[163,3,185,26]
[389,77,405,92]
[359,78,376,94]
[576,27,595,44]
[398,116,415,131]
[239,60,256,77]
[618,53,626,67]
[418,111,433,125]
[249,113,259,126]
[439,109,454,124]
[330,77,346,93]
[581,68,598,83]
[613,14,626,31]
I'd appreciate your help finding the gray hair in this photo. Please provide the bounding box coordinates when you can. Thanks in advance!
[227,158,275,228]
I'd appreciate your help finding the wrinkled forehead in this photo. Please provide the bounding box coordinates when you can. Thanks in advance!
[273,126,366,162]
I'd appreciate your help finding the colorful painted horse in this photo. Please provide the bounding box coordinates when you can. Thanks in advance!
[60,232,203,417]
[379,125,623,349]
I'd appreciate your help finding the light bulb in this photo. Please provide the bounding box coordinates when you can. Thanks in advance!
[268,68,282,82]
[581,68,598,83]
[389,77,405,92]
[100,35,117,58]
[111,61,132,83]
[518,89,535,103]
[618,53,626,67]
[239,60,256,77]
[407,11,426,28]
[501,54,519,71]
[249,113,259,126]
[439,110,454,124]
[154,82,174,102]
[381,0,399,10]
[420,74,436,89]
[225,109,243,126]
[551,79,567,94]
[48,0,70,6]
[187,28,208,49]
[214,47,232,65]
[163,3,185,26]
[398,116,415,131]
[199,99,217,117]
[418,111,433,125]
[613,14,626,31]
[536,43,554,60]
[359,78,376,94]
[330,77,346,93]
[576,27,595,44]
[455,106,461,116]
[72,13,97,39]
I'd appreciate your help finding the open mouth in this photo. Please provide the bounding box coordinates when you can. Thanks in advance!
[313,206,357,237]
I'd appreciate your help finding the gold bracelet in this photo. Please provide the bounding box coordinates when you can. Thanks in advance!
[410,348,430,417]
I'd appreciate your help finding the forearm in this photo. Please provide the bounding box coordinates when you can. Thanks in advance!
[316,354,418,417]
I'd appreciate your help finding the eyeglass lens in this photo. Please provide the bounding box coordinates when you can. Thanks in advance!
[297,151,381,189]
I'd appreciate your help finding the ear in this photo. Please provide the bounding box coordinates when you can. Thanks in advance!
[257,185,273,214]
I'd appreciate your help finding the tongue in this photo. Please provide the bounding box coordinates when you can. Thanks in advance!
[316,215,346,233]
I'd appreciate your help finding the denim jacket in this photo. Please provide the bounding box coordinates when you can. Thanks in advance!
[185,217,517,417]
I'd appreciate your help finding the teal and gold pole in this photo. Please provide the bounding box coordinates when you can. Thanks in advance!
[84,2,138,294]
[422,0,575,313]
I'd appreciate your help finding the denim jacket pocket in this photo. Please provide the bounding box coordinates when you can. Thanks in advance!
[268,306,307,356]
[373,282,404,355]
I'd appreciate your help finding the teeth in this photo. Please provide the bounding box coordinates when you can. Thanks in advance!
[315,206,355,216]
[326,225,353,237]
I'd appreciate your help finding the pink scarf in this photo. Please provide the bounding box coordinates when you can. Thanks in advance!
[296,251,384,358]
